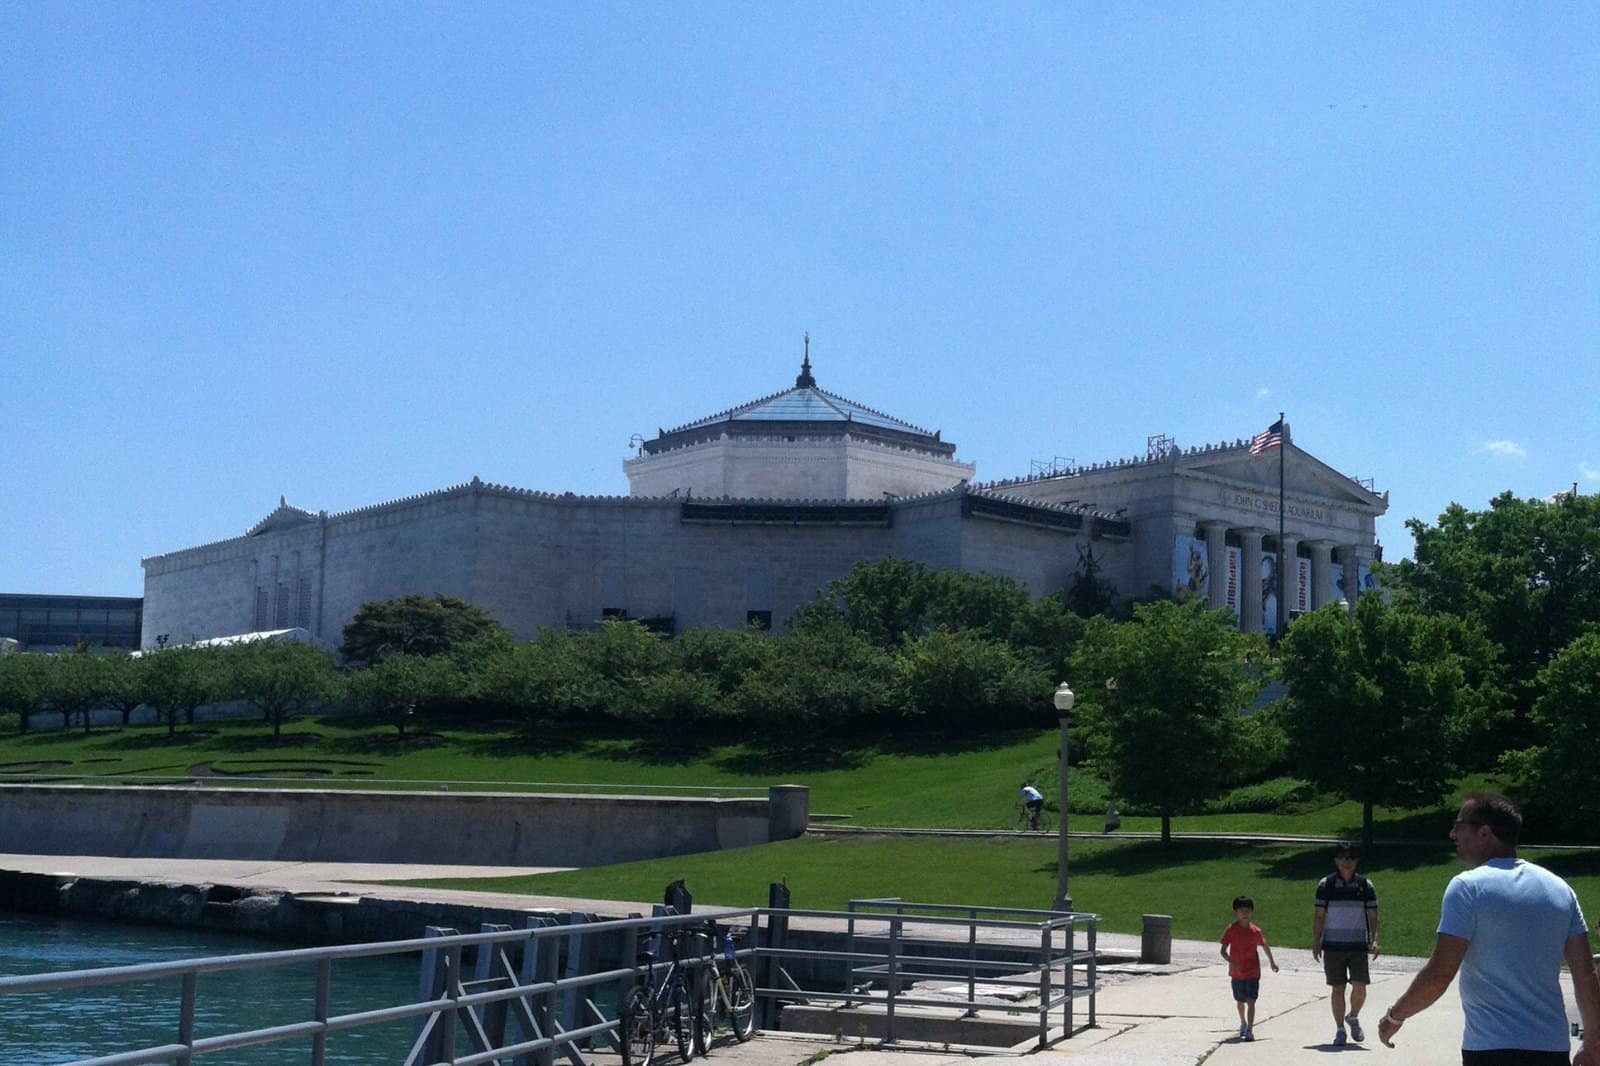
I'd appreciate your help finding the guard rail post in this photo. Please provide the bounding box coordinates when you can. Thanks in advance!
[1037,922,1051,1048]
[478,922,513,1051]
[312,958,331,1066]
[560,914,594,1053]
[884,915,901,1045]
[967,906,978,1005]
[760,882,790,1031]
[1064,916,1075,1037]
[1086,919,1097,1028]
[418,926,454,1064]
[178,971,197,1066]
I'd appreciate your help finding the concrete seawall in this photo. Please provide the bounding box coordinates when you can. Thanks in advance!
[0,783,809,867]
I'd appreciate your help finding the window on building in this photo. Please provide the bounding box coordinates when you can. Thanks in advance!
[601,607,627,620]
[296,577,312,630]
[746,610,772,631]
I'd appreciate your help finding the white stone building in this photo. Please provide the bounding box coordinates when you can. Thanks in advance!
[139,355,1384,649]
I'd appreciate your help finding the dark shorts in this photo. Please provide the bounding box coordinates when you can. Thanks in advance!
[1322,948,1370,986]
[1230,978,1260,1003]
[1461,1052,1571,1065]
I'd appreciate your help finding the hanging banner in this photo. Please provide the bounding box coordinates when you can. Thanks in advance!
[1330,562,1346,604]
[1261,554,1278,636]
[1295,557,1311,613]
[1357,561,1377,596]
[1224,546,1241,614]
[1173,534,1210,602]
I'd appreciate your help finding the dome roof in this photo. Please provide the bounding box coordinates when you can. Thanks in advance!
[643,340,951,456]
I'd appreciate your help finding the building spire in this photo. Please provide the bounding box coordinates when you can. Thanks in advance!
[796,332,816,388]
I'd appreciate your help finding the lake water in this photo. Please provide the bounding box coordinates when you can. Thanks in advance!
[0,913,421,1064]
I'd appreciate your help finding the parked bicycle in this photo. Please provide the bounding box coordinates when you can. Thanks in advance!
[621,926,696,1066]
[1013,802,1053,833]
[691,923,756,1055]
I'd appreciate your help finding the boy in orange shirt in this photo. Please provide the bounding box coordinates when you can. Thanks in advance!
[1220,894,1279,1041]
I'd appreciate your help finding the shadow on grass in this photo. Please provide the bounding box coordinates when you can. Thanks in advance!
[317,731,449,756]
[714,744,873,774]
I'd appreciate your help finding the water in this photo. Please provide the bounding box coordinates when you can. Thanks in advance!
[0,914,421,1064]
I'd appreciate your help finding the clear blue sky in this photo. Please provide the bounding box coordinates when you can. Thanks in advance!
[4,5,1596,597]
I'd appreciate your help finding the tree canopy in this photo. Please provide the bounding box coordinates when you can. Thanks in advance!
[339,594,508,667]
[1070,599,1266,842]
[1389,491,1600,738]
[1278,596,1474,848]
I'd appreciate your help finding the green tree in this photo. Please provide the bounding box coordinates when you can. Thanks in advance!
[1390,491,1600,739]
[1503,633,1600,829]
[895,629,1053,728]
[223,640,342,738]
[795,557,1083,671]
[38,651,114,733]
[346,654,461,736]
[1070,600,1267,842]
[474,630,595,725]
[339,594,507,667]
[103,654,154,726]
[0,653,44,733]
[1278,596,1473,849]
[1065,545,1119,619]
[570,620,670,721]
[142,646,221,735]
[737,620,897,738]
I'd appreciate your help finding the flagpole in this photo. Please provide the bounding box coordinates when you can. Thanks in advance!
[1276,411,1286,640]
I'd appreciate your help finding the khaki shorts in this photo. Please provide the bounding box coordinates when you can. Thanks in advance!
[1323,948,1370,986]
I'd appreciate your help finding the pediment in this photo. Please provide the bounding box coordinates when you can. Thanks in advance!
[247,497,319,537]
[1178,445,1384,511]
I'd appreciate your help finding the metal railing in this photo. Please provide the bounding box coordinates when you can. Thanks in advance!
[762,898,1097,1048]
[0,900,1098,1063]
[0,908,755,1066]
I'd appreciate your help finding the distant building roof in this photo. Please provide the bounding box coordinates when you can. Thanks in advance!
[643,340,953,456]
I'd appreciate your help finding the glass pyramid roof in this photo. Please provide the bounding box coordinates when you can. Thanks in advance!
[663,355,936,439]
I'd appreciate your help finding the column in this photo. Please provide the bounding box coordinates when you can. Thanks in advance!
[1277,535,1300,628]
[1201,521,1230,611]
[1343,546,1366,613]
[1239,530,1264,633]
[1309,542,1334,608]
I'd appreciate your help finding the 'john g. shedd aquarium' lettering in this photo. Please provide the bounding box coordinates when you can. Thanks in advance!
[1227,491,1327,523]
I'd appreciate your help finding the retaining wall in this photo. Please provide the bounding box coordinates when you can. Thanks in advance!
[0,783,808,867]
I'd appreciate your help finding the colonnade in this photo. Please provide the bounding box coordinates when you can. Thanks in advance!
[1198,520,1371,633]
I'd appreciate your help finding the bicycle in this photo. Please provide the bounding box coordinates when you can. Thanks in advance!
[621,926,696,1066]
[691,924,756,1055]
[1013,802,1052,833]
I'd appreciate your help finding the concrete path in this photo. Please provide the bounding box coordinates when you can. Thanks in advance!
[3,854,1591,1064]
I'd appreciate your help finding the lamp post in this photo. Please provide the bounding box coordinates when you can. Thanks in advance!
[1052,681,1075,913]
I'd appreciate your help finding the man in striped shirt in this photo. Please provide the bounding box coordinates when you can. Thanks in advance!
[1313,842,1381,1046]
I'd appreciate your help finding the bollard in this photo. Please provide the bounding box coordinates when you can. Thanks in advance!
[1140,914,1172,964]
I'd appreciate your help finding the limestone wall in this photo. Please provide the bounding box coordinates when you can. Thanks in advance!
[0,783,807,867]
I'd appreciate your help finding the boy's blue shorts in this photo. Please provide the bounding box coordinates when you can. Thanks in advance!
[1231,978,1260,1003]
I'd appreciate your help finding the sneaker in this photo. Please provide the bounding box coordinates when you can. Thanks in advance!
[1244,1028,1255,1042]
[1333,1028,1348,1047]
[1346,1016,1364,1042]
[1240,1024,1249,1040]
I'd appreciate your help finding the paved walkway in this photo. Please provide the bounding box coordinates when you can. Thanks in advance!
[3,855,1591,1064]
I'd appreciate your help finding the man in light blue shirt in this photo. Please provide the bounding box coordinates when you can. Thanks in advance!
[1378,794,1600,1065]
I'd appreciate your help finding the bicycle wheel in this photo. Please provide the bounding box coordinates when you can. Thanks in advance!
[727,964,755,1042]
[621,985,655,1066]
[1035,809,1053,832]
[670,971,695,1060]
[692,971,715,1057]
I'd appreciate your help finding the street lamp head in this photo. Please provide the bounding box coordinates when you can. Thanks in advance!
[1053,681,1075,714]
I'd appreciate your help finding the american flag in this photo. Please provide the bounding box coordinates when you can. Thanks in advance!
[1250,419,1284,456]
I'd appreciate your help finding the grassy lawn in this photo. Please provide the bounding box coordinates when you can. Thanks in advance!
[0,718,1502,842]
[391,835,1600,959]
[11,717,1598,960]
